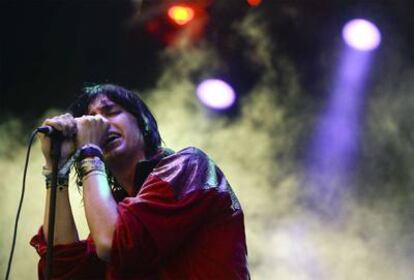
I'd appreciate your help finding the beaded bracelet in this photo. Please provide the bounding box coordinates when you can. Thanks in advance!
[77,156,106,182]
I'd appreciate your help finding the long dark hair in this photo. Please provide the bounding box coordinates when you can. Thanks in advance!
[69,84,162,158]
[69,84,162,200]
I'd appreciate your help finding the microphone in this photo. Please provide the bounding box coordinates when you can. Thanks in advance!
[36,126,64,138]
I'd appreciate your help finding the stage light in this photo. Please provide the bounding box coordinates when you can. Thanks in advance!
[342,19,381,51]
[196,79,236,110]
[305,22,376,218]
[247,0,262,7]
[168,5,195,26]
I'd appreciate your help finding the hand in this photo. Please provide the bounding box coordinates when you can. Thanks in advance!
[39,113,77,170]
[75,114,109,149]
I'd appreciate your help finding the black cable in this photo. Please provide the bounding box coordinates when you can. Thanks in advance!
[5,129,39,280]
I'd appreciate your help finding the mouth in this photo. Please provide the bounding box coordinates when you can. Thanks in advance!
[104,132,121,148]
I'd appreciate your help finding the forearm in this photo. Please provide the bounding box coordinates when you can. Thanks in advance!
[43,188,79,245]
[82,172,118,261]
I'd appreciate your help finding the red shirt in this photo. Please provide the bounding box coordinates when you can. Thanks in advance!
[31,147,250,279]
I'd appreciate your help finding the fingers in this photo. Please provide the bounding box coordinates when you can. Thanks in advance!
[42,113,77,138]
[39,113,78,168]
[76,114,108,130]
[76,114,109,147]
[41,113,109,148]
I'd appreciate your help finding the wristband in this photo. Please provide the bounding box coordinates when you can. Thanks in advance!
[42,166,69,190]
[76,157,106,182]
[78,144,104,161]
[45,175,69,190]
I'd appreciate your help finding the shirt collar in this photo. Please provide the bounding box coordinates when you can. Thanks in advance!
[133,147,174,194]
[111,147,174,201]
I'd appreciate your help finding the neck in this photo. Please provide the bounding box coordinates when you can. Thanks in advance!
[107,153,145,196]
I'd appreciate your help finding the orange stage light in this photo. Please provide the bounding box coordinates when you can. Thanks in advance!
[247,0,262,7]
[167,5,195,26]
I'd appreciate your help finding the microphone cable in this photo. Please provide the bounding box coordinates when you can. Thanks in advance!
[5,128,40,280]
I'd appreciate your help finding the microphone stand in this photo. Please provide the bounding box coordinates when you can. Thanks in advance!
[45,132,63,280]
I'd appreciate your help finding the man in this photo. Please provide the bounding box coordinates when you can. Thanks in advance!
[31,84,250,279]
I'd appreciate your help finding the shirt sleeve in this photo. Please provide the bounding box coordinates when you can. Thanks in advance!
[30,227,106,279]
[110,147,239,276]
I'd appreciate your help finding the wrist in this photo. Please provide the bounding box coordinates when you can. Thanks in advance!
[45,176,69,190]
[43,157,53,170]
[78,144,104,161]
[42,166,70,190]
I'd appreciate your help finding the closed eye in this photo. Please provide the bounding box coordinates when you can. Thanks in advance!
[99,104,122,117]
[106,110,121,117]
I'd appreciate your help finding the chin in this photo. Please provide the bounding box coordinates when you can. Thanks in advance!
[104,146,123,162]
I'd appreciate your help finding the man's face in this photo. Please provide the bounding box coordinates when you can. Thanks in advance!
[88,94,146,164]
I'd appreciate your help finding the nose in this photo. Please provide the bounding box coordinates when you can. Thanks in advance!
[95,113,108,121]
[92,114,111,133]
[94,114,110,126]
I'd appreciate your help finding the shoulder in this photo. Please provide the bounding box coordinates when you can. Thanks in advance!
[149,147,241,210]
[162,146,209,164]
[152,147,221,195]
[153,147,210,177]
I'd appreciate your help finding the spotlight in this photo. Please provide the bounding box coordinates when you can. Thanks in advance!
[196,79,236,110]
[342,19,381,51]
[247,0,262,7]
[167,4,195,26]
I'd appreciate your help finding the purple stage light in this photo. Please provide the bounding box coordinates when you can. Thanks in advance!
[196,79,236,110]
[342,19,381,51]
[304,38,374,219]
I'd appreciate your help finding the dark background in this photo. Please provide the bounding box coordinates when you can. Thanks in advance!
[1,0,412,121]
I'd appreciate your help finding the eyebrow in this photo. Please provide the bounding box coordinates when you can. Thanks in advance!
[89,103,118,115]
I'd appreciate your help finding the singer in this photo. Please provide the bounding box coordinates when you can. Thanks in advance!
[30,84,250,279]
